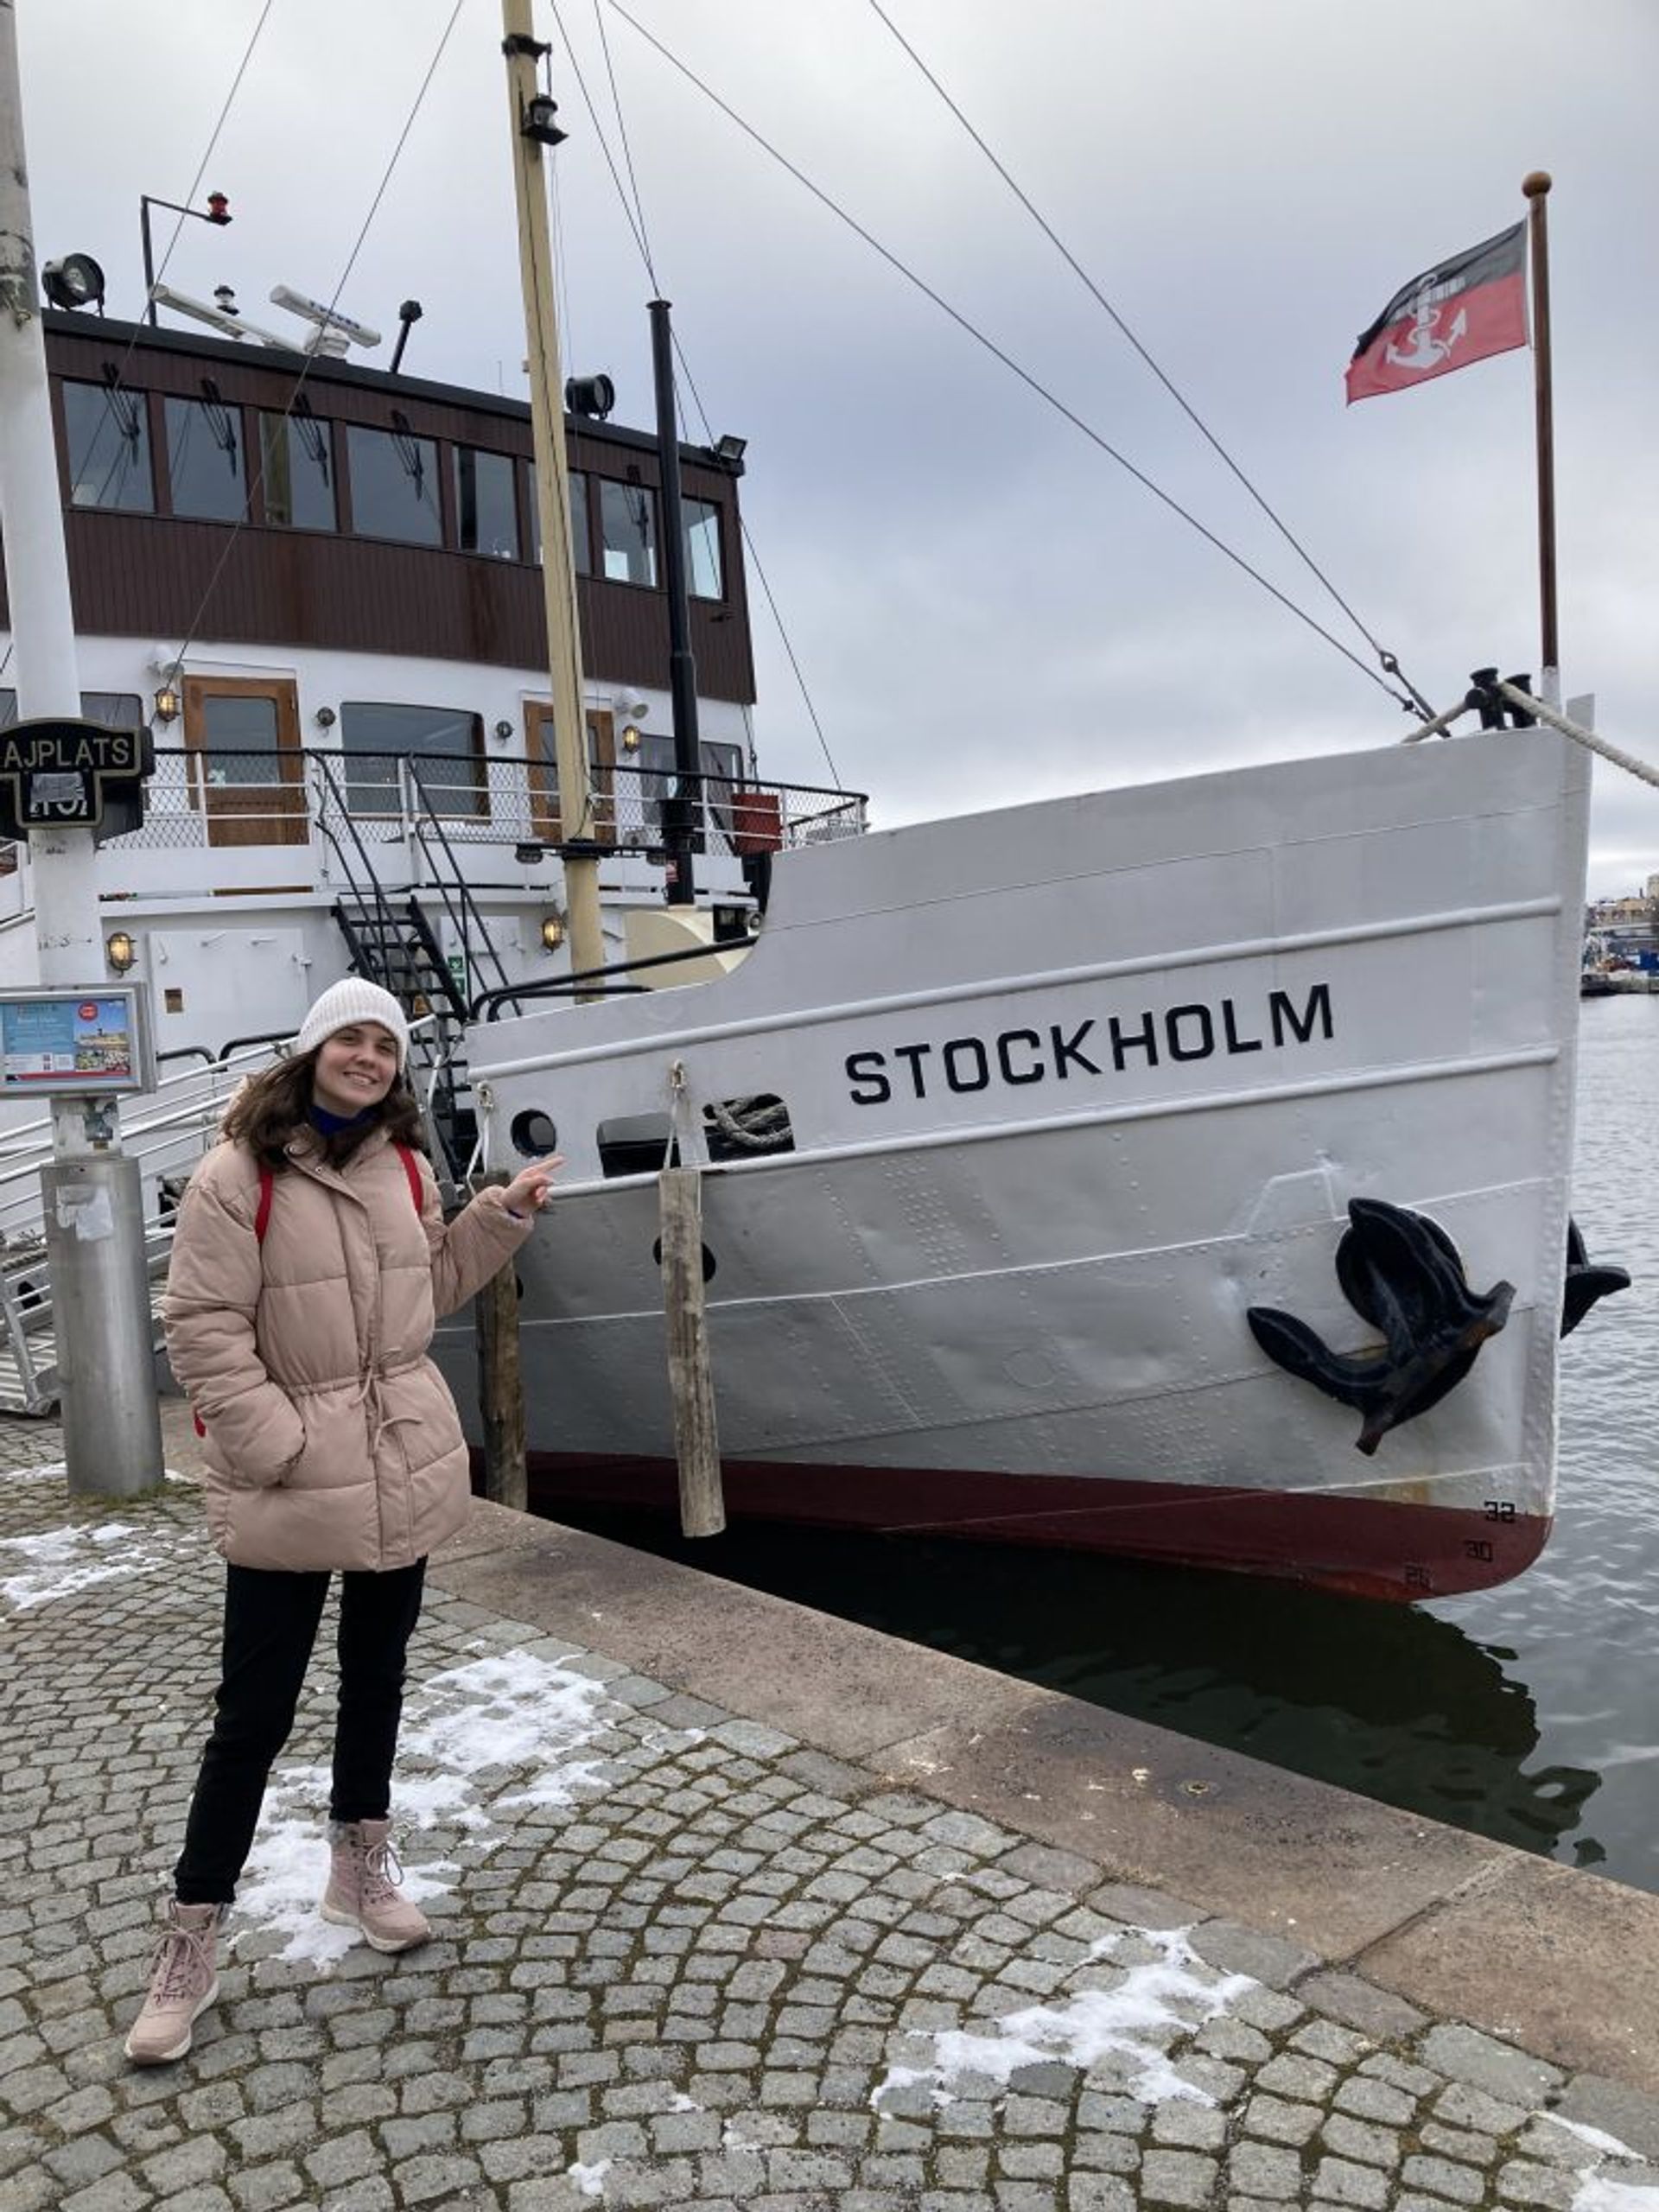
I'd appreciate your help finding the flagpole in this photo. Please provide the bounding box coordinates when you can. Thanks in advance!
[1522,170,1558,702]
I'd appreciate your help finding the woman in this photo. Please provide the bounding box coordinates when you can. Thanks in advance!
[126,976,559,2066]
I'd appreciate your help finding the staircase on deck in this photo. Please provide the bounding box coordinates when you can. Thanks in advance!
[315,753,524,1189]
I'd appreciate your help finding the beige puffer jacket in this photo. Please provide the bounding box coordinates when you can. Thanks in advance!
[163,1128,533,1572]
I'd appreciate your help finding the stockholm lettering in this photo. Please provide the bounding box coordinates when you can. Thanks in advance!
[845,984,1333,1105]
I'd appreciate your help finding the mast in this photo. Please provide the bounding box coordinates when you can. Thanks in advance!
[500,0,605,982]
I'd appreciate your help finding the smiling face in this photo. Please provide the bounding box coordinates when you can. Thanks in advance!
[311,1022,401,1117]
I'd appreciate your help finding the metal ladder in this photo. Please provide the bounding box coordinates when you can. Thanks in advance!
[313,753,523,1188]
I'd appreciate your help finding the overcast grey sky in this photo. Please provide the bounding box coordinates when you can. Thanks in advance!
[19,0,1659,892]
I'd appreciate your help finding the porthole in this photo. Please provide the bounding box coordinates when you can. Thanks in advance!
[510,1108,558,1159]
[652,1236,716,1284]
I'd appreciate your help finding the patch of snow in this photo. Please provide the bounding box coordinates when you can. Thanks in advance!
[232,1761,364,1969]
[1573,2178,1659,2211]
[1558,2120,1647,2161]
[870,1925,1255,2113]
[397,1649,611,1822]
[232,1645,613,1966]
[567,2158,611,2197]
[0,1520,175,1609]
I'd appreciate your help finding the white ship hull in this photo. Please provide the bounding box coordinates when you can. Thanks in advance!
[452,728,1592,1601]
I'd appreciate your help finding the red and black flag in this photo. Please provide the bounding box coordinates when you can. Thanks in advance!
[1345,222,1529,404]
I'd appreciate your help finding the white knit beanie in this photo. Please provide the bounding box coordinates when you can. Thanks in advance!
[295,977,410,1071]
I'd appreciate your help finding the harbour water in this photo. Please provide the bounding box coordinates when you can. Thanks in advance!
[550,995,1659,1897]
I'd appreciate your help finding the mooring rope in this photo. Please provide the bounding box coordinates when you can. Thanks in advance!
[1402,683,1659,793]
[704,1096,792,1152]
[1495,683,1659,793]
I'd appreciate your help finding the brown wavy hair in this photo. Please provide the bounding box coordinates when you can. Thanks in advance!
[221,1049,427,1171]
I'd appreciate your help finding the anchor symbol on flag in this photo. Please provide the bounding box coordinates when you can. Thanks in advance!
[1385,288,1469,373]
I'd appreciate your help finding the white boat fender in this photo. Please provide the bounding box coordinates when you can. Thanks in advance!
[1245,1198,1513,1457]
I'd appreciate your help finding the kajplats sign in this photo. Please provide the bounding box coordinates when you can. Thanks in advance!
[0,718,152,841]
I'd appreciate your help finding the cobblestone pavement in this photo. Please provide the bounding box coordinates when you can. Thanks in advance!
[3,1442,1657,2212]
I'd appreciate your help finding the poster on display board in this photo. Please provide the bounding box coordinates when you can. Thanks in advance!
[0,986,156,1095]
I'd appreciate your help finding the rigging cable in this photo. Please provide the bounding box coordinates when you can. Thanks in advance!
[165,0,468,678]
[606,1,1416,715]
[116,0,280,389]
[866,0,1434,721]
[592,0,662,297]
[550,3,845,786]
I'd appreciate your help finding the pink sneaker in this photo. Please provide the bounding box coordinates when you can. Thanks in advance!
[321,1818,430,1952]
[124,1902,222,2065]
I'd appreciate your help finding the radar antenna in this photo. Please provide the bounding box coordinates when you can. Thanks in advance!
[146,283,291,348]
[268,285,381,358]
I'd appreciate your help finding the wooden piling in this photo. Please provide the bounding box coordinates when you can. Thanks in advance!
[658,1166,725,1537]
[474,1174,527,1512]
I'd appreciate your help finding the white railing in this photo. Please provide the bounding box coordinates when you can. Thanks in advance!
[0,1037,291,1247]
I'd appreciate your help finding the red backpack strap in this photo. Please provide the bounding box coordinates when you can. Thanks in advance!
[254,1166,275,1244]
[396,1142,425,1216]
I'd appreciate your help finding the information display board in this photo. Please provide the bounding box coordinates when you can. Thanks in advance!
[0,985,156,1096]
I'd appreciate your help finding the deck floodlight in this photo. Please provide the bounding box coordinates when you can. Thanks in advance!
[565,373,614,420]
[516,841,546,866]
[42,252,106,311]
[521,93,567,148]
[206,193,232,225]
[714,433,747,463]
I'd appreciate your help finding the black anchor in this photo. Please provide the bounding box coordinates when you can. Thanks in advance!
[1247,1198,1513,1456]
[1561,1217,1630,1338]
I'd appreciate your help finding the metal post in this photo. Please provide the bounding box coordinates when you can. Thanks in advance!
[649,299,700,906]
[0,2,163,1494]
[139,196,158,327]
[43,1157,164,1495]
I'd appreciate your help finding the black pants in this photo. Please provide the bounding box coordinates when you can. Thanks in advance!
[174,1559,427,1906]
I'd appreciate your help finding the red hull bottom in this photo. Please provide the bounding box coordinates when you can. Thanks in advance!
[505,1449,1550,1605]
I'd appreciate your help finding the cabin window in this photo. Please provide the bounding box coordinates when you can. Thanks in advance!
[165,393,245,523]
[600,480,657,586]
[61,378,154,512]
[632,731,677,832]
[684,498,724,599]
[261,410,336,531]
[454,447,518,559]
[81,693,144,728]
[346,423,442,546]
[524,466,590,573]
[0,692,143,728]
[702,738,744,839]
[339,702,486,817]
